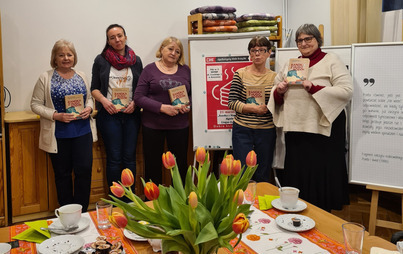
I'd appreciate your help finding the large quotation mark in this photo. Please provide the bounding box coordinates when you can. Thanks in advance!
[363,78,375,87]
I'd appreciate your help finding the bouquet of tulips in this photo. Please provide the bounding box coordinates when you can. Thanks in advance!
[106,148,258,254]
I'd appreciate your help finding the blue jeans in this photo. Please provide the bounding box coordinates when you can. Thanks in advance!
[232,122,276,182]
[97,109,140,188]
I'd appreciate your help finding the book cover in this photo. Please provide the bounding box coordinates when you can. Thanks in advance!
[65,94,84,119]
[168,85,190,107]
[112,88,130,111]
[245,85,266,105]
[286,58,310,85]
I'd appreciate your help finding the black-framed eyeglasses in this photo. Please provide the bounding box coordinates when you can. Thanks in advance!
[249,48,267,54]
[296,36,314,45]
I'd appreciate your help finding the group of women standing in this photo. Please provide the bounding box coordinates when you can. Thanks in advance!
[31,24,190,211]
[31,22,352,213]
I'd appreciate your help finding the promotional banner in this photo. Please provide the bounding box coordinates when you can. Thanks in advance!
[205,56,252,130]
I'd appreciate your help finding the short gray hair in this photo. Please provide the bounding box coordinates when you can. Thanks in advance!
[50,39,77,68]
[295,24,323,47]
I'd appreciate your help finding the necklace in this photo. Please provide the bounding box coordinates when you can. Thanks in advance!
[159,60,177,73]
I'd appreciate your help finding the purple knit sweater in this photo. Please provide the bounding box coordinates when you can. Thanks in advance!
[134,62,191,129]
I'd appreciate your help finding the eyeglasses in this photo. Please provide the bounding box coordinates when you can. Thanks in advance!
[249,48,267,54]
[296,36,314,45]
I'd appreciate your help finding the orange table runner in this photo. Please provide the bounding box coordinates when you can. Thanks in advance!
[9,221,52,254]
[225,203,345,254]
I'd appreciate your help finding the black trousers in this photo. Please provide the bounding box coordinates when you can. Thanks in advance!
[49,132,93,212]
[142,125,189,186]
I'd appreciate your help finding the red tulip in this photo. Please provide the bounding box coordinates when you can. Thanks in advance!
[121,168,135,187]
[162,151,176,169]
[144,181,160,200]
[109,212,128,228]
[189,191,198,209]
[246,150,257,167]
[232,160,241,175]
[220,156,233,176]
[195,147,206,164]
[232,213,249,234]
[233,189,244,206]
[110,182,125,198]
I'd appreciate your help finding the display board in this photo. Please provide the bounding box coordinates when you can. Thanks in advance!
[189,32,270,150]
[350,42,403,189]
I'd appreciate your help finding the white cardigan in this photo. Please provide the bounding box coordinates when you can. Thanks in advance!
[31,69,97,153]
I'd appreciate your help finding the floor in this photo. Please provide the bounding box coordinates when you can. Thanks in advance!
[330,184,401,242]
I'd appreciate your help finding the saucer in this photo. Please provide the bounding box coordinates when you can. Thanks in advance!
[37,235,85,254]
[275,214,315,232]
[124,229,148,241]
[48,217,90,234]
[271,198,307,212]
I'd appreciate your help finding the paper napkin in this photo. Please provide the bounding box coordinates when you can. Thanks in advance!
[12,220,51,243]
[370,247,399,254]
[258,195,279,210]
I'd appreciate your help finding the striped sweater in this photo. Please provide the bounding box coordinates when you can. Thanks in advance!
[228,67,276,129]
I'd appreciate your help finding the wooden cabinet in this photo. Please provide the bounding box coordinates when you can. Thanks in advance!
[5,111,109,223]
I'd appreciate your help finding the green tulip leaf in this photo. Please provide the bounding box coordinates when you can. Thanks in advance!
[194,222,218,245]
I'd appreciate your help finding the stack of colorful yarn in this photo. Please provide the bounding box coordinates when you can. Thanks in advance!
[236,13,278,34]
[190,6,238,34]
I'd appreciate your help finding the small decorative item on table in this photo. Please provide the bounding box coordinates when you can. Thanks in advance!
[105,148,259,254]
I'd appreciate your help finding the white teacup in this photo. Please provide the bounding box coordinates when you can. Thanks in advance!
[55,204,82,229]
[279,187,299,209]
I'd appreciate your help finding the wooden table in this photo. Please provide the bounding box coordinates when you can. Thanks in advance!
[0,182,397,253]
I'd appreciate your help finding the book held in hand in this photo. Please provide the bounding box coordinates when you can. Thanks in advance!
[65,94,84,119]
[112,88,130,111]
[168,85,190,108]
[286,58,310,85]
[245,85,266,105]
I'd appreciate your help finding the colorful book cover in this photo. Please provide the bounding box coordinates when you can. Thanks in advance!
[286,58,310,85]
[245,85,266,105]
[112,88,130,111]
[168,85,190,107]
[65,94,84,119]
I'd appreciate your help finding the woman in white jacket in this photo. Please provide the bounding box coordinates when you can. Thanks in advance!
[31,39,97,212]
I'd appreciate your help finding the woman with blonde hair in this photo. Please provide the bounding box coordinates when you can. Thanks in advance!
[134,36,191,185]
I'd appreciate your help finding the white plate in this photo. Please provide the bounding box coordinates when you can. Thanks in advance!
[48,217,90,234]
[124,229,148,241]
[275,214,315,232]
[37,235,85,254]
[0,243,11,254]
[271,198,307,212]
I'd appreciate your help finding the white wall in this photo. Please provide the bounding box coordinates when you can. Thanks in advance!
[0,0,330,112]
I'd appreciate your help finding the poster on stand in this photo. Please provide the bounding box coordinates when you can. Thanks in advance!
[205,55,252,130]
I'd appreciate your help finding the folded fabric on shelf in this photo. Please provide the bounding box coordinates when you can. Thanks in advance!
[190,5,236,15]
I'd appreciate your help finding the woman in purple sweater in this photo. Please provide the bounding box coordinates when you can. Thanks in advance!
[134,37,191,185]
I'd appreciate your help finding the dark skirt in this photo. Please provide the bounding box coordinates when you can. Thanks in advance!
[283,111,350,211]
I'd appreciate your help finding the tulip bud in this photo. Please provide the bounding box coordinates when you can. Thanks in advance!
[195,147,206,164]
[110,182,125,198]
[233,189,244,206]
[162,151,176,169]
[232,160,241,175]
[232,213,249,234]
[121,168,135,187]
[226,154,234,161]
[189,191,198,209]
[144,181,160,200]
[246,150,257,167]
[109,212,128,228]
[220,156,233,176]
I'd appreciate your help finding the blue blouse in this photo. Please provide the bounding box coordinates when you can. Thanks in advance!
[51,71,91,138]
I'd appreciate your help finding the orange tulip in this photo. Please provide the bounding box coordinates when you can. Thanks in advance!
[109,212,128,228]
[232,213,249,234]
[233,189,244,206]
[144,181,160,200]
[162,151,176,169]
[121,168,135,187]
[245,150,257,167]
[195,147,206,164]
[110,182,125,198]
[220,156,233,176]
[189,191,198,209]
[232,160,241,175]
